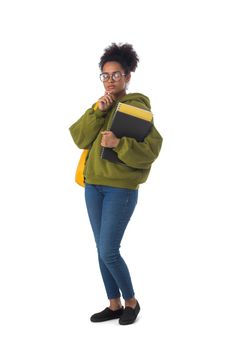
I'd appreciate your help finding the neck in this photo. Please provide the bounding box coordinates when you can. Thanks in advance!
[113,90,127,100]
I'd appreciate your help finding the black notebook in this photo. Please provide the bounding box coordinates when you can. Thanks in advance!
[101,102,153,164]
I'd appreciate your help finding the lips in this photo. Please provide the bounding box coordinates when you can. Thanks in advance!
[107,85,115,89]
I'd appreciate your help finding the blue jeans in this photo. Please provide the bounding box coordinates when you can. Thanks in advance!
[84,184,138,300]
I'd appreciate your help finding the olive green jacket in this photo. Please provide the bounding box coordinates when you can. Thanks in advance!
[69,93,163,189]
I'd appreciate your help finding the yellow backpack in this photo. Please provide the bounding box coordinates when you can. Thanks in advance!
[75,149,89,187]
[75,102,98,187]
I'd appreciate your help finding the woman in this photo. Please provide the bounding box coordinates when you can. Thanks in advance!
[69,43,163,325]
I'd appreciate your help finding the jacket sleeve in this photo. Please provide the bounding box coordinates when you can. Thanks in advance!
[113,123,163,169]
[69,103,106,149]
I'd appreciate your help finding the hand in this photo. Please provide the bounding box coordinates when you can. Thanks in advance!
[98,92,115,112]
[101,131,120,148]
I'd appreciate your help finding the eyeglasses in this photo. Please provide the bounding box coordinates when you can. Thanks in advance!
[99,71,126,82]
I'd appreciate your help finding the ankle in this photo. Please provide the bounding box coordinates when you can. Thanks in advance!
[109,298,122,311]
[125,297,137,309]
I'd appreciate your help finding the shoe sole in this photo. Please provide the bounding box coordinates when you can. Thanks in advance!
[91,315,122,322]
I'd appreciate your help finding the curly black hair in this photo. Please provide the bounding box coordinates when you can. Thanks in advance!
[99,43,139,74]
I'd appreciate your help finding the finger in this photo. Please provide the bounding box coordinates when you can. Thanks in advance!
[108,93,116,102]
[104,95,111,104]
[101,139,107,147]
[108,94,115,102]
[105,94,114,103]
[105,91,115,99]
[99,95,106,102]
[99,96,108,103]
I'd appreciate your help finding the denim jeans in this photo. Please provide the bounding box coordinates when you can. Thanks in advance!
[84,184,138,300]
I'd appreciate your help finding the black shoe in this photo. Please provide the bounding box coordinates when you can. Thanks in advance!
[119,301,140,325]
[90,307,124,322]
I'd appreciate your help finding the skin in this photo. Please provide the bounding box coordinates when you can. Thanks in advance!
[99,61,131,150]
[98,61,137,311]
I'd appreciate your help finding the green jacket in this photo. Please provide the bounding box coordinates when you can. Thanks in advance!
[69,93,163,189]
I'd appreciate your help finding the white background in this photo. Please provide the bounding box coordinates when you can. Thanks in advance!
[0,0,232,349]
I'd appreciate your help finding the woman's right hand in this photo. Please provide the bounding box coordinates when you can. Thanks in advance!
[98,92,115,111]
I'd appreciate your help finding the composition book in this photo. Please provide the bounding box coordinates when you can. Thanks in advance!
[101,102,153,164]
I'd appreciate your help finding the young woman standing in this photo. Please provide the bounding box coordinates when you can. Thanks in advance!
[69,43,163,325]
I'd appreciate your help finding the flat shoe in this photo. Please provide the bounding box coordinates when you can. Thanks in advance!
[90,307,124,322]
[119,301,140,325]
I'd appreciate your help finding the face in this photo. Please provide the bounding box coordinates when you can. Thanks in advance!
[101,61,131,98]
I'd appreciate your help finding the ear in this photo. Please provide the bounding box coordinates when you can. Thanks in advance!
[126,73,131,83]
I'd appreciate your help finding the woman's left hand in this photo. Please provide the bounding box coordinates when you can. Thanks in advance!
[101,131,120,148]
